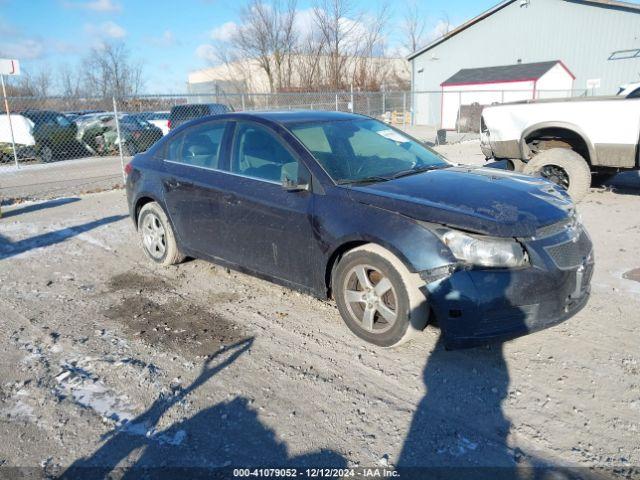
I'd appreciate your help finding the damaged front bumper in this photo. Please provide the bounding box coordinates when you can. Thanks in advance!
[421,225,594,349]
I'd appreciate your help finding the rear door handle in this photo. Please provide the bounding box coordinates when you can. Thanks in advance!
[166,178,185,189]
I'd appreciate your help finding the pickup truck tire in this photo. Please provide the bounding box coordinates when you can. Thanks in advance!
[523,148,591,201]
[507,158,526,172]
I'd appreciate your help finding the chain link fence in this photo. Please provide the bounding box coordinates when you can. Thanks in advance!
[0,88,588,170]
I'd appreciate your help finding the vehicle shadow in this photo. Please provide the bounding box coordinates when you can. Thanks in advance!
[595,171,640,197]
[0,197,81,219]
[60,337,346,479]
[0,215,127,260]
[397,277,597,479]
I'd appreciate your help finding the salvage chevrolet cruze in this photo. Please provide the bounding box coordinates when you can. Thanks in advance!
[125,111,593,349]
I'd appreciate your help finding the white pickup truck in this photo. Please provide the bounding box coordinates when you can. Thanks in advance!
[480,83,640,201]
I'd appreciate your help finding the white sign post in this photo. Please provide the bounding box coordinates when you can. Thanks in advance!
[0,59,21,168]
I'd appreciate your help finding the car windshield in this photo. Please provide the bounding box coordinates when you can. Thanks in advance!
[289,118,449,184]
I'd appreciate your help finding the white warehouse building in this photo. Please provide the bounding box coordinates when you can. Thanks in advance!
[408,0,640,126]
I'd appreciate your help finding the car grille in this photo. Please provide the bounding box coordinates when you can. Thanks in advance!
[544,229,593,269]
[536,218,571,238]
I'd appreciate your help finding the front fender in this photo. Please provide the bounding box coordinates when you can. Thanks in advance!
[317,195,457,274]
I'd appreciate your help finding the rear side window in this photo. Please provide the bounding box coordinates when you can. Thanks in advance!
[231,122,297,183]
[166,122,227,169]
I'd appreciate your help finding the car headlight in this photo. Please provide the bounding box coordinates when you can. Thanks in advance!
[437,229,529,268]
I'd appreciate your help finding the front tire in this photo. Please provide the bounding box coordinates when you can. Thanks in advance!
[523,148,592,202]
[333,244,429,347]
[137,202,185,266]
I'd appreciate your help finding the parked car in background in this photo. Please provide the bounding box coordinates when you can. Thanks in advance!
[168,103,231,130]
[135,111,170,135]
[1,110,86,163]
[480,84,640,201]
[64,110,106,122]
[126,111,593,349]
[0,114,34,163]
[76,113,163,156]
[19,110,82,162]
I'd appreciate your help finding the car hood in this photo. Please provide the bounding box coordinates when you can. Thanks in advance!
[346,166,573,237]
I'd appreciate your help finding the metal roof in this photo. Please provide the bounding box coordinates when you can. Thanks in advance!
[407,0,640,61]
[441,60,574,86]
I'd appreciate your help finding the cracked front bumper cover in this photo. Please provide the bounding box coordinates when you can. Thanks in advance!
[422,260,592,349]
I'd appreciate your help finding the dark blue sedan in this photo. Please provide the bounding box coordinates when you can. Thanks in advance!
[125,111,593,349]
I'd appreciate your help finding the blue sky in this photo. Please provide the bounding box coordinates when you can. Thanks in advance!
[0,0,501,93]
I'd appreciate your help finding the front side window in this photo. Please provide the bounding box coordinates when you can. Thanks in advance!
[231,122,297,183]
[166,122,226,169]
[289,119,448,184]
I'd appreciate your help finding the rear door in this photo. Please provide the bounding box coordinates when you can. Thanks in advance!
[161,120,236,258]
[216,121,315,287]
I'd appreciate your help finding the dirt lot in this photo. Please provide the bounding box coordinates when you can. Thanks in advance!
[0,143,639,477]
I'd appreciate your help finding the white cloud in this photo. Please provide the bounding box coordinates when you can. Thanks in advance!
[294,8,318,39]
[428,19,452,42]
[195,44,217,62]
[63,0,121,12]
[210,22,238,42]
[0,38,45,59]
[85,21,127,39]
[149,30,177,47]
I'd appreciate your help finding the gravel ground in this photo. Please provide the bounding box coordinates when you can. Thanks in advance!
[0,142,638,477]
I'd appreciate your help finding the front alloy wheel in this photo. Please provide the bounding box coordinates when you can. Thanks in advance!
[343,265,398,334]
[333,245,429,347]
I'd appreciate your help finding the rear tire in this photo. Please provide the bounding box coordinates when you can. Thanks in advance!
[138,202,185,266]
[333,244,428,348]
[523,148,591,202]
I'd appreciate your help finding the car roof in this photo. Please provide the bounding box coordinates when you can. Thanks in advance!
[183,110,364,128]
[241,110,364,125]
[167,110,369,134]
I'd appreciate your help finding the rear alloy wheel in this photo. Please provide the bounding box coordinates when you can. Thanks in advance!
[523,148,592,202]
[138,202,185,266]
[333,245,429,347]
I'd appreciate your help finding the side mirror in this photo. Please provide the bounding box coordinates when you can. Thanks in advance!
[281,161,310,192]
[282,174,310,192]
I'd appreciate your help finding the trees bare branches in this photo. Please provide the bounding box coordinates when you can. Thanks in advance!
[233,0,298,92]
[210,0,405,92]
[401,1,427,54]
[82,42,144,98]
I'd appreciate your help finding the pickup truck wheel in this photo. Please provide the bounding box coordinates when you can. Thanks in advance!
[523,148,591,202]
[506,158,526,172]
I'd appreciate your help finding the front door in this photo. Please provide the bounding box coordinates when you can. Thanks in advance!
[218,121,315,288]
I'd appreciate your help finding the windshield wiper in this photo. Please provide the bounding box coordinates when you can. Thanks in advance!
[337,175,392,185]
[390,164,446,179]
